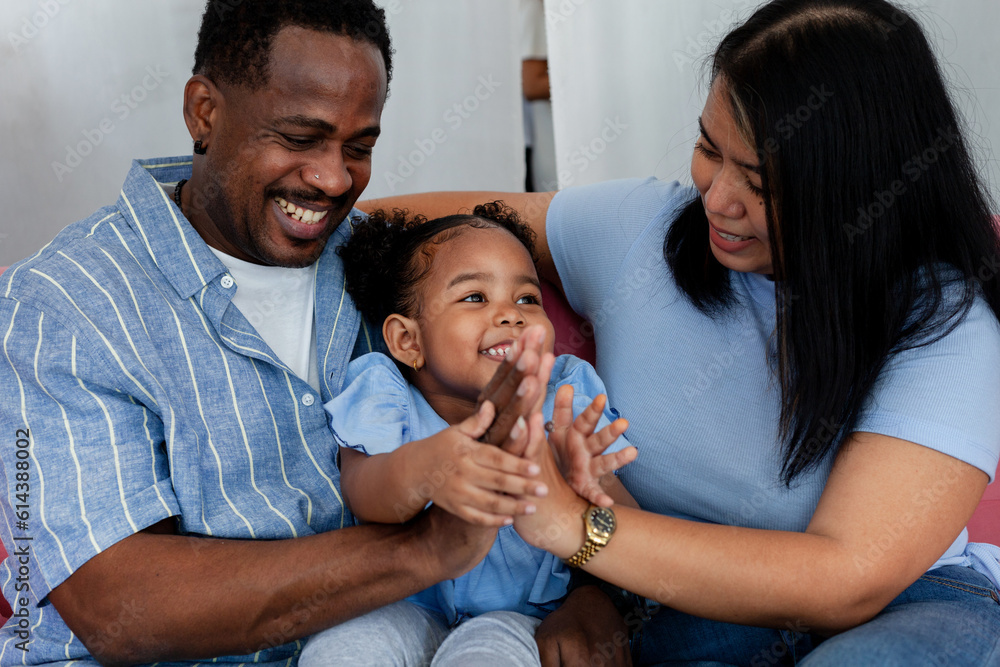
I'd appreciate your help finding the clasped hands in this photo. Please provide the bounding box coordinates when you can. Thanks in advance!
[425,324,636,540]
[417,325,637,667]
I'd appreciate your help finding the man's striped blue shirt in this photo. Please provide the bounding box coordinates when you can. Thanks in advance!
[0,156,376,665]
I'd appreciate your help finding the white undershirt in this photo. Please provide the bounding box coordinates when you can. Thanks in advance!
[208,247,320,392]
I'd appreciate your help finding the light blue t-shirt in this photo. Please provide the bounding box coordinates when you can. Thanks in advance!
[324,352,629,623]
[546,177,1000,587]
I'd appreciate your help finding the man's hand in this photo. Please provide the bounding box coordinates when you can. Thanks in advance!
[415,504,499,581]
[536,585,633,667]
[477,325,551,448]
[548,386,636,507]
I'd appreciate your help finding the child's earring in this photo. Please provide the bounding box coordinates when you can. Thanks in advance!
[412,359,421,372]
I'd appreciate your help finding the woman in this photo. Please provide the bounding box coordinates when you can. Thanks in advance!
[363,0,1000,663]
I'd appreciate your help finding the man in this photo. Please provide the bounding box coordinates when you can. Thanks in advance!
[0,1,626,664]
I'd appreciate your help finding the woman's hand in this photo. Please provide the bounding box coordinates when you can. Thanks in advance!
[548,385,636,507]
[513,412,591,559]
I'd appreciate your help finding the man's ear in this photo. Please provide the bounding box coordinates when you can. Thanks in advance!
[383,314,423,371]
[183,75,222,151]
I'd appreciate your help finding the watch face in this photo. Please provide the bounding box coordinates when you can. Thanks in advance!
[588,506,616,536]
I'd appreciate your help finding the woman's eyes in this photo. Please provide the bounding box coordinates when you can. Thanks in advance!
[697,141,765,197]
[744,180,765,197]
[694,142,719,160]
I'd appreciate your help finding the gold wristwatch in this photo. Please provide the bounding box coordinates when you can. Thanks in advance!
[565,504,616,568]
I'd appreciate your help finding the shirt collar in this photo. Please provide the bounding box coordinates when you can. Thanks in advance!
[115,156,357,301]
[116,156,228,300]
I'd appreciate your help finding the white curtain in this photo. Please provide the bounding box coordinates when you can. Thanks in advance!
[545,0,1000,195]
[1,0,997,266]
[367,0,524,199]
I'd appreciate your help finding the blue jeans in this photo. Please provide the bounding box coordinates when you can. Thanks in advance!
[636,565,1000,666]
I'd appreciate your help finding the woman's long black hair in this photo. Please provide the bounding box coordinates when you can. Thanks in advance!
[666,0,1000,484]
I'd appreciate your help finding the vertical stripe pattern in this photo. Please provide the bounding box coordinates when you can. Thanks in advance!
[0,157,366,665]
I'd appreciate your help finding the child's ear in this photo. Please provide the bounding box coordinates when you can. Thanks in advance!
[383,314,424,371]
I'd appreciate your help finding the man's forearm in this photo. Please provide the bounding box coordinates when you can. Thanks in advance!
[49,514,485,665]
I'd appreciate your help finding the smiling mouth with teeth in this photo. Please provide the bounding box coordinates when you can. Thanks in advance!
[275,196,330,225]
[480,344,512,358]
[717,230,753,242]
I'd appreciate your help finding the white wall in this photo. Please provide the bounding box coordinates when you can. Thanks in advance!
[1,0,997,266]
[1,0,202,266]
[545,0,1000,197]
[367,0,524,199]
[0,0,523,266]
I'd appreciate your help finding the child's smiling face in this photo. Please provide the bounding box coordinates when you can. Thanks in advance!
[409,225,555,414]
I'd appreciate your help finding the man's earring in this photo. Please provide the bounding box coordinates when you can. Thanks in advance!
[194,140,207,155]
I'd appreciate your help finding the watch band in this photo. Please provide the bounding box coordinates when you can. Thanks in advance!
[566,538,603,568]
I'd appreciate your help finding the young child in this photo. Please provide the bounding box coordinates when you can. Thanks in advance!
[299,203,637,667]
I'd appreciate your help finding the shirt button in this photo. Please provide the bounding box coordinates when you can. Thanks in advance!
[220,275,235,289]
[302,393,315,407]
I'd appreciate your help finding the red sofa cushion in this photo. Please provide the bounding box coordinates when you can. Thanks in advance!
[968,473,1000,544]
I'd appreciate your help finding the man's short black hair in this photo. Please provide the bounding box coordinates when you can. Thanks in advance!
[193,0,393,91]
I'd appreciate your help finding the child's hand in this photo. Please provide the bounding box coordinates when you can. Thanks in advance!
[419,403,549,526]
[548,385,636,508]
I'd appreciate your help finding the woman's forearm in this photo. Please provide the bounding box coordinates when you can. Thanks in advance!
[521,430,987,635]
[581,509,870,633]
[528,494,883,633]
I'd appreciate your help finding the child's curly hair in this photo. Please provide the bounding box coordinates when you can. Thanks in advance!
[340,201,539,329]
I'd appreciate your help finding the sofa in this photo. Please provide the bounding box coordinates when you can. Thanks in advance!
[0,267,995,628]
